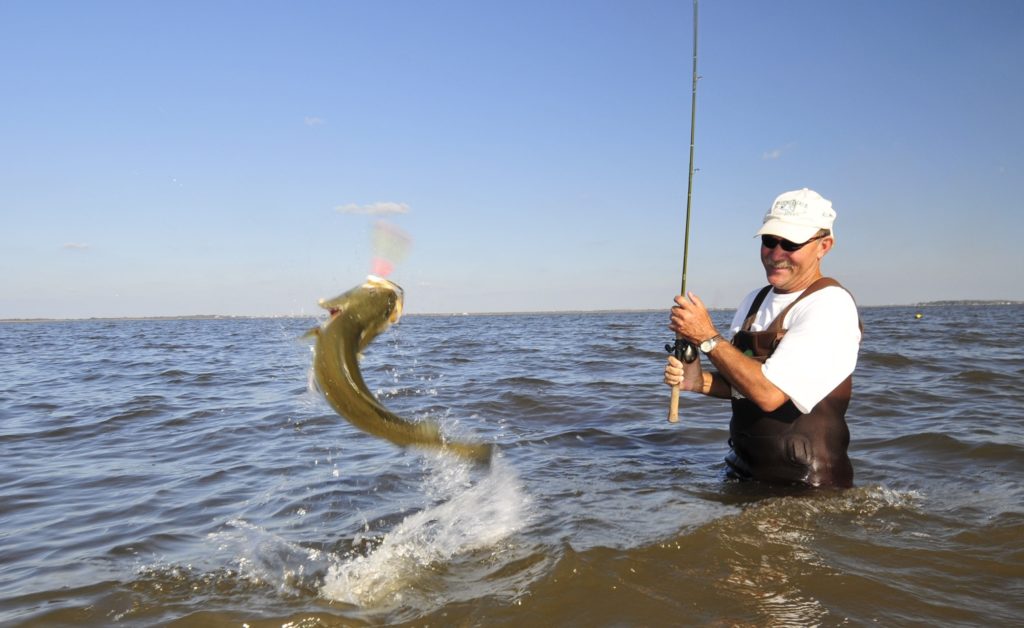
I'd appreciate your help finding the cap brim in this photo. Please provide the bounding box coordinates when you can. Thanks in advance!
[755,219,821,243]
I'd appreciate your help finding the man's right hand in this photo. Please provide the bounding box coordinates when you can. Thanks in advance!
[665,355,703,392]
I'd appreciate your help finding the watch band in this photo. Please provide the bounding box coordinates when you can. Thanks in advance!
[700,334,724,354]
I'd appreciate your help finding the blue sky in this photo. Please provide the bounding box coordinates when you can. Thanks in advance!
[2,0,1022,318]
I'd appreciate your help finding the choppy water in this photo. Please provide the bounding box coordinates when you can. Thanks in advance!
[1,305,1021,626]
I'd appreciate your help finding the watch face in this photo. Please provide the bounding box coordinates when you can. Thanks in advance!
[700,339,713,352]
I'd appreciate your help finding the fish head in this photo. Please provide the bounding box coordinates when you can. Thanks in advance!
[318,276,405,350]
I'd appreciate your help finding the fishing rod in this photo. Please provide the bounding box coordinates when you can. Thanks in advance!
[667,0,700,423]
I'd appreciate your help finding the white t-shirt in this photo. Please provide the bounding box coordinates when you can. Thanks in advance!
[728,285,861,413]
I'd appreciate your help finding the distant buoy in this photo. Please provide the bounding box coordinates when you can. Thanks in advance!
[914,313,923,319]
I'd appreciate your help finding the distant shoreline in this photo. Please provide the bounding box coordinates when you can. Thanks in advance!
[2,300,1021,324]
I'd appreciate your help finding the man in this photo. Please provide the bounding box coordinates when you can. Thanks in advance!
[665,188,861,488]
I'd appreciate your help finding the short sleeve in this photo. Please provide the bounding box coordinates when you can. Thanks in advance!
[760,287,861,413]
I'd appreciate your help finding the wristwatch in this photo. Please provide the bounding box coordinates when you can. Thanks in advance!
[699,334,724,354]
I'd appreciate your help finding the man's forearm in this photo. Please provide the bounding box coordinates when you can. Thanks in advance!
[706,342,789,411]
[700,371,733,399]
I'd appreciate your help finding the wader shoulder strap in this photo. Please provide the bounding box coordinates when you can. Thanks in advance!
[741,286,774,332]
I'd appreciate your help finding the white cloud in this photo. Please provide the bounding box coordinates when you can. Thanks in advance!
[304,116,325,126]
[335,202,411,215]
[762,142,796,160]
[62,243,90,251]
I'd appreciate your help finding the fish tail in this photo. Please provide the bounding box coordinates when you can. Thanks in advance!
[442,440,495,465]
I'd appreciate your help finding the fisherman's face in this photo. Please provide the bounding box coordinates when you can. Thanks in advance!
[760,233,832,293]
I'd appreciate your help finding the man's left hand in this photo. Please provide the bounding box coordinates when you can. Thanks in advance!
[670,291,719,345]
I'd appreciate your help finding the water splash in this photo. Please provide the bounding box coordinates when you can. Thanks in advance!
[320,454,530,608]
[208,520,328,598]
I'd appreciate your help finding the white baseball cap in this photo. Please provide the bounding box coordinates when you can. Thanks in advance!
[755,188,836,243]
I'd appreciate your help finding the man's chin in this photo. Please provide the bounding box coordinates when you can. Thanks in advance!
[765,269,790,285]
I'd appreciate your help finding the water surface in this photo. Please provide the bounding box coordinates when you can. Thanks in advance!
[1,306,1021,625]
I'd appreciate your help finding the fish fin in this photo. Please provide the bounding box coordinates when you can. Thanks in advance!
[301,327,321,340]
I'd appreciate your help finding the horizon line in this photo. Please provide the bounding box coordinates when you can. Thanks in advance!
[3,299,1022,324]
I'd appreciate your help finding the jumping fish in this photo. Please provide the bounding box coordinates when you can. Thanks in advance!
[308,276,493,463]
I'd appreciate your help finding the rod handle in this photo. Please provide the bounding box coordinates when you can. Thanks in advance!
[668,384,681,423]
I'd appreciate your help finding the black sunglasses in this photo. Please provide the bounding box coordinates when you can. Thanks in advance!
[761,234,827,252]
